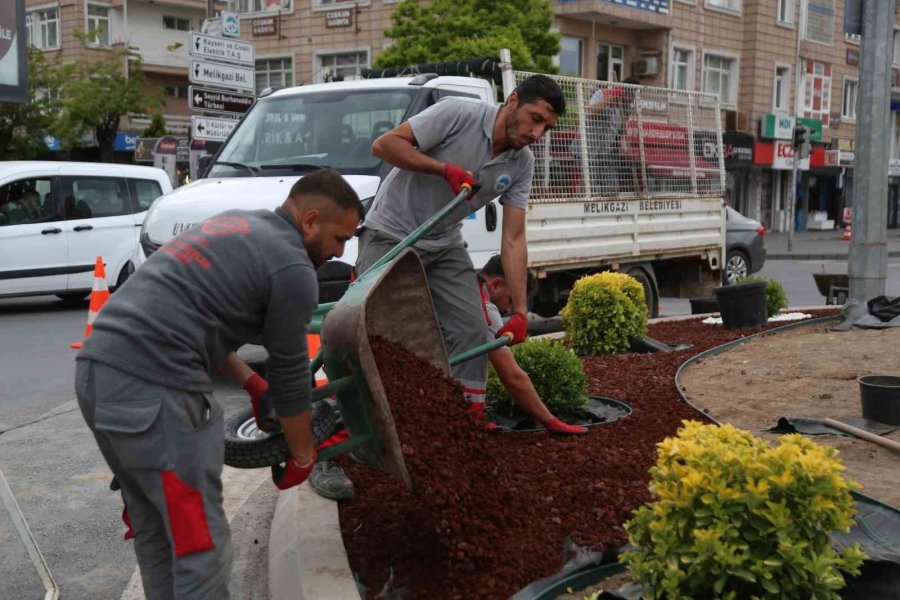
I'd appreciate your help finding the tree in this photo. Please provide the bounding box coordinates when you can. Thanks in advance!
[375,0,559,74]
[0,48,63,160]
[142,112,168,137]
[55,37,161,162]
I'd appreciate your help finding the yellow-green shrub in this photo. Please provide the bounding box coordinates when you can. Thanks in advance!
[622,421,865,600]
[486,338,588,415]
[561,272,648,356]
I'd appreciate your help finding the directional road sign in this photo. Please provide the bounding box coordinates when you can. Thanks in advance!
[189,86,254,116]
[191,116,239,142]
[189,32,254,67]
[190,58,255,93]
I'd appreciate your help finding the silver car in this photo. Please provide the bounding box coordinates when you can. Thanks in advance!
[724,206,767,284]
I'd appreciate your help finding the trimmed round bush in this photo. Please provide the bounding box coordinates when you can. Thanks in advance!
[622,420,865,600]
[739,275,789,317]
[486,338,588,415]
[561,272,648,356]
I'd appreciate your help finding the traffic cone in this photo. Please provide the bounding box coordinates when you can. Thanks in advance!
[71,257,110,349]
[842,225,852,242]
[307,333,328,387]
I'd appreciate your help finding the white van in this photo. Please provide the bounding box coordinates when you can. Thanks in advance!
[0,161,173,300]
[139,75,497,302]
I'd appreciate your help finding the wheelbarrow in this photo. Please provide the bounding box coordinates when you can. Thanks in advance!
[225,186,511,493]
[812,272,849,305]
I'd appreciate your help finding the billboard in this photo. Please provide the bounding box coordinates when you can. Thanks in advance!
[0,0,27,103]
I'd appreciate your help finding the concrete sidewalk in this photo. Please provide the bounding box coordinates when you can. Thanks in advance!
[765,229,900,260]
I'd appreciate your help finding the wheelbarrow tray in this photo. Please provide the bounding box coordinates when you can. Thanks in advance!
[813,272,849,297]
[320,248,450,493]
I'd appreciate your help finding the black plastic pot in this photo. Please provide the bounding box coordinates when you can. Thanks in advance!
[714,281,768,330]
[689,297,719,315]
[858,375,900,426]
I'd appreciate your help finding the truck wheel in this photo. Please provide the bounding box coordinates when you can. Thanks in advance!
[224,407,289,469]
[626,267,658,318]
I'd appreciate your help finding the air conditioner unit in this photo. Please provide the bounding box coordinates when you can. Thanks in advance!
[632,57,659,77]
[724,110,749,133]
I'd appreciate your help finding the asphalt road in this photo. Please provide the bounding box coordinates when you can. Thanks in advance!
[2,258,899,598]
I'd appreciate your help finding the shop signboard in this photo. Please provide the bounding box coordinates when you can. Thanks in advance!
[0,0,28,103]
[761,114,822,142]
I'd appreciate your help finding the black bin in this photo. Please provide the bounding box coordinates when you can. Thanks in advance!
[714,281,767,330]
[690,297,719,315]
[858,375,900,425]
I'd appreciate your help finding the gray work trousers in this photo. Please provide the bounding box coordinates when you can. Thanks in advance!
[355,228,489,402]
[75,360,232,600]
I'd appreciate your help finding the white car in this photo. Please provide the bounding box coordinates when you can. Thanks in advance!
[0,161,173,300]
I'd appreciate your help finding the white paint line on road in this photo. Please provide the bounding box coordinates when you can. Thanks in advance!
[119,466,270,600]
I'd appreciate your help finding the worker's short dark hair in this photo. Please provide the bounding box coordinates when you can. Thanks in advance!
[513,74,567,117]
[479,255,538,295]
[289,169,365,221]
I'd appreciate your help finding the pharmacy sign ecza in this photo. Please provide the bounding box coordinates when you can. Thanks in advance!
[0,0,27,103]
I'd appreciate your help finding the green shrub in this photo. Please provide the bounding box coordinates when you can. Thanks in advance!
[738,275,789,317]
[486,338,589,415]
[561,272,648,356]
[622,420,865,600]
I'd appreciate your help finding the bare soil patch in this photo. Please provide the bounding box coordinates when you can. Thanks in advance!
[681,324,900,507]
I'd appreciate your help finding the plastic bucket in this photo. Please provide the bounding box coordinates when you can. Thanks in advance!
[714,281,768,330]
[690,297,719,315]
[858,375,900,425]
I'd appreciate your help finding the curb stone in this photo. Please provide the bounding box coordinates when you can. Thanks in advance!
[268,482,361,600]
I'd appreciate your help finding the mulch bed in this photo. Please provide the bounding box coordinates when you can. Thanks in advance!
[339,311,838,599]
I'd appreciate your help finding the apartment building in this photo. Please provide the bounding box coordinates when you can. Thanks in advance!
[24,0,213,146]
[26,0,900,231]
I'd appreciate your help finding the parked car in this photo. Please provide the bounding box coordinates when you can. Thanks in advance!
[0,162,173,301]
[724,206,767,284]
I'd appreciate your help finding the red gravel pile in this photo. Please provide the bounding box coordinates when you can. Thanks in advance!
[340,312,836,599]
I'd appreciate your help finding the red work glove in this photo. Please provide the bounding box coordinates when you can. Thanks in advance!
[543,417,588,436]
[467,403,502,432]
[243,373,276,433]
[497,313,528,345]
[442,163,477,196]
[271,451,317,490]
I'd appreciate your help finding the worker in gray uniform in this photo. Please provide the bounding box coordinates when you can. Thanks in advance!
[308,75,567,501]
[478,255,587,435]
[75,169,363,600]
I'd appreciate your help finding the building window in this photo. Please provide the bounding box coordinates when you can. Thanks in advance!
[162,16,191,31]
[777,0,794,24]
[87,4,110,48]
[256,57,294,93]
[236,0,292,13]
[773,65,791,112]
[315,51,369,83]
[165,85,189,99]
[597,43,624,82]
[670,47,694,91]
[706,0,741,12]
[800,60,832,126]
[702,54,737,106]
[842,77,859,121]
[804,0,834,45]
[26,8,60,50]
[558,37,583,77]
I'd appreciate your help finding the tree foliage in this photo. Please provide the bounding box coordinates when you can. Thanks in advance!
[142,112,168,137]
[55,36,162,161]
[375,0,559,74]
[0,48,63,160]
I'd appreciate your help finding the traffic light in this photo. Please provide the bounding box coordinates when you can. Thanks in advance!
[792,124,812,158]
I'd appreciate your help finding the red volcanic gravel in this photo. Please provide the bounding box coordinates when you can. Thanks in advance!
[339,312,837,599]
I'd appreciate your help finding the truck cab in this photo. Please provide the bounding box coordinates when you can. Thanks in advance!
[139,74,497,301]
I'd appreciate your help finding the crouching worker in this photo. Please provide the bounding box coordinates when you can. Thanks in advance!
[477,255,587,435]
[74,169,364,600]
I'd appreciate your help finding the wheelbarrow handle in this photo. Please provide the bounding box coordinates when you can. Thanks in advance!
[448,332,512,367]
[360,184,475,277]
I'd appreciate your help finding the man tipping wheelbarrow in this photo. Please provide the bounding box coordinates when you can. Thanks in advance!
[309,74,577,501]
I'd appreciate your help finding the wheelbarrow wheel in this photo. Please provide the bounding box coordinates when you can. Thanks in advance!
[223,407,289,469]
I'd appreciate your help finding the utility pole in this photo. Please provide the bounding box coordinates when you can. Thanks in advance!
[786,0,808,252]
[207,0,215,19]
[842,0,896,325]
